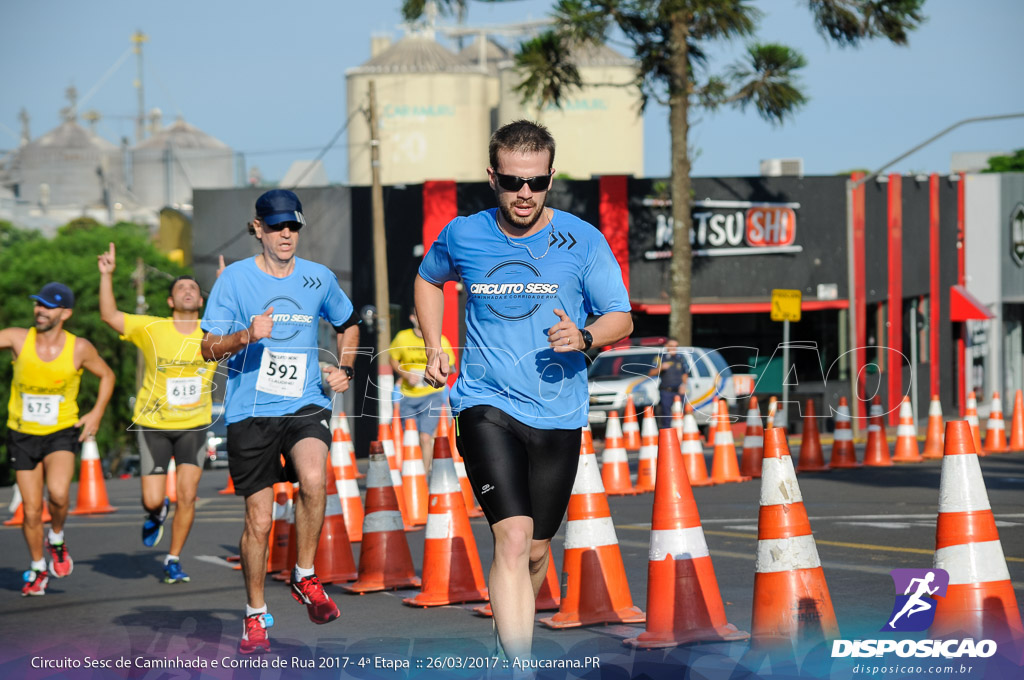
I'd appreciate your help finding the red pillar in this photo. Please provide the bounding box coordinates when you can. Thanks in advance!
[422,180,461,382]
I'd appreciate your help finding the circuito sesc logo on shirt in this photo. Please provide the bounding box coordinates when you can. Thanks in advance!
[248,296,314,342]
[468,260,560,321]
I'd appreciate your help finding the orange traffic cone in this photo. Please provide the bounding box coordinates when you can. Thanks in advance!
[930,421,1023,643]
[671,396,685,444]
[403,436,488,606]
[335,412,363,478]
[892,397,923,463]
[863,397,893,467]
[710,400,750,484]
[751,428,839,646]
[216,438,235,494]
[796,399,829,472]
[402,419,429,526]
[740,396,765,478]
[622,395,642,451]
[601,411,637,495]
[680,408,713,487]
[765,396,778,430]
[922,395,945,460]
[342,445,421,593]
[965,391,983,456]
[391,403,403,456]
[336,431,364,543]
[473,547,560,616]
[983,392,1008,453]
[540,437,644,628]
[451,433,485,519]
[4,486,52,526]
[829,398,860,468]
[1009,390,1024,452]
[267,482,293,574]
[626,428,749,648]
[634,407,659,493]
[312,459,357,583]
[378,422,411,529]
[70,438,117,515]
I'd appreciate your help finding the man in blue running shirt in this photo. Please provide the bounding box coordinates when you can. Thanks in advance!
[200,190,360,654]
[416,120,633,661]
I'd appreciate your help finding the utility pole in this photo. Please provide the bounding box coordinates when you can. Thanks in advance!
[132,30,148,144]
[368,80,394,423]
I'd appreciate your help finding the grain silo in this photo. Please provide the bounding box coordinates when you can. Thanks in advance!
[131,115,235,208]
[346,31,493,186]
[6,112,125,208]
[497,42,643,178]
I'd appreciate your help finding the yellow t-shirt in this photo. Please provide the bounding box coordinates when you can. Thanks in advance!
[122,314,217,429]
[7,328,82,435]
[388,328,455,398]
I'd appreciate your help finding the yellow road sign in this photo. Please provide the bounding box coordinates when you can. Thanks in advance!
[771,289,802,322]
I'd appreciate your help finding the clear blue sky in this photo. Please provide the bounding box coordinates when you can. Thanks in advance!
[1,0,1021,184]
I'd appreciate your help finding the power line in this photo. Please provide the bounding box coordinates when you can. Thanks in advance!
[287,104,362,189]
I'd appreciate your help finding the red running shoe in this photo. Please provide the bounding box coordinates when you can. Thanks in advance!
[22,569,49,597]
[238,613,273,654]
[47,541,73,578]
[290,573,340,624]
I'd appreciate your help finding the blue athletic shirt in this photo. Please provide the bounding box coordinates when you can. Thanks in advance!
[201,256,354,424]
[419,208,630,429]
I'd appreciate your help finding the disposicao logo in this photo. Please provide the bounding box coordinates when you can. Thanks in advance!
[831,568,998,659]
[883,568,948,632]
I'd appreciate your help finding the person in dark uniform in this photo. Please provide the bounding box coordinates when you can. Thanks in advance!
[654,338,688,418]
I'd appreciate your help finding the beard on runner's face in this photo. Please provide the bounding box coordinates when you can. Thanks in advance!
[496,189,547,231]
[34,308,62,332]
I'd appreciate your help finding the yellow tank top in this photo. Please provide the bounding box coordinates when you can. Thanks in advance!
[8,328,82,435]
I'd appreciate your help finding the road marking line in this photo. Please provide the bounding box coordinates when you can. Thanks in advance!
[617,526,1024,563]
[195,555,241,569]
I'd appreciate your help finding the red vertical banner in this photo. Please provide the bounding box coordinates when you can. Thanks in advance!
[422,180,461,383]
[929,174,940,404]
[599,176,630,294]
[888,174,903,427]
[957,172,966,416]
[851,172,867,411]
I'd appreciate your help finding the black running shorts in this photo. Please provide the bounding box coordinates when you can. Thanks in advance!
[226,404,332,497]
[7,427,80,471]
[137,427,206,476]
[455,405,582,540]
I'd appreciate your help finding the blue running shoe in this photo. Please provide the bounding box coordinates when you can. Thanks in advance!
[142,497,169,547]
[163,559,190,584]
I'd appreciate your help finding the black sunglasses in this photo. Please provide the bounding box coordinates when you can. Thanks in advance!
[261,220,303,233]
[494,170,553,193]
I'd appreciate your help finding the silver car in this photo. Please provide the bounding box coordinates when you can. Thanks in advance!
[587,346,735,426]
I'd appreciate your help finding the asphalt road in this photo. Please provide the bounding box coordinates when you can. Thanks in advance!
[1,446,1022,680]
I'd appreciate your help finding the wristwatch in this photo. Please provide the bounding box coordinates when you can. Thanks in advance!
[580,329,594,351]
[340,365,354,380]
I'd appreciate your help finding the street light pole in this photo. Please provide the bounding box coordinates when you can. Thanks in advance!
[845,111,1024,436]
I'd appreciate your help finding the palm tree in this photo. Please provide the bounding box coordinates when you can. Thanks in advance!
[401,0,925,345]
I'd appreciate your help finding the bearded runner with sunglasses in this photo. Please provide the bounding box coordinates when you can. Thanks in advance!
[200,189,360,654]
[416,120,633,662]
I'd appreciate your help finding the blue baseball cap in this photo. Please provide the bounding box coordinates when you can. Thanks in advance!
[255,189,306,227]
[30,282,75,309]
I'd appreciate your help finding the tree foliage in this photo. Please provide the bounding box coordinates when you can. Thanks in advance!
[402,0,925,343]
[983,149,1024,173]
[0,220,190,484]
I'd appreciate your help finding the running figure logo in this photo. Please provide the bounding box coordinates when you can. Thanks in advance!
[882,568,949,632]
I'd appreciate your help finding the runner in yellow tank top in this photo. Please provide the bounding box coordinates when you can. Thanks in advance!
[98,242,218,584]
[1,282,115,596]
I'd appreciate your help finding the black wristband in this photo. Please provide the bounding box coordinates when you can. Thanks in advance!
[340,365,354,380]
[580,328,594,350]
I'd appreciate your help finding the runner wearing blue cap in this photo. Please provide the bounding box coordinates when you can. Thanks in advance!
[416,121,633,661]
[200,190,360,654]
[1,282,115,596]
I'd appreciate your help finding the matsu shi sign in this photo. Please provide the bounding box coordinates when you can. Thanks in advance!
[646,198,801,259]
